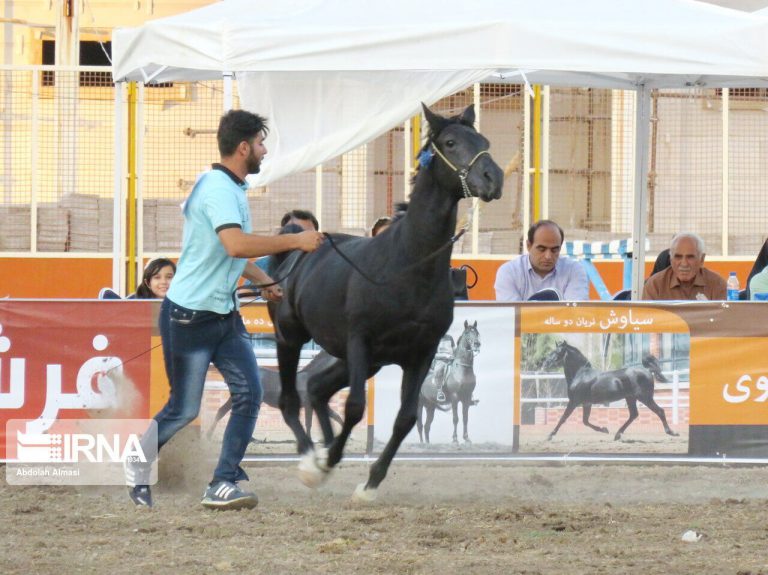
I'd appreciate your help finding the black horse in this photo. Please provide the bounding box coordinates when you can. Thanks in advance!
[540,340,678,441]
[205,349,344,442]
[268,103,503,500]
[417,320,480,444]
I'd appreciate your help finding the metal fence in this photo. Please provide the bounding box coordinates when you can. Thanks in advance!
[2,66,767,268]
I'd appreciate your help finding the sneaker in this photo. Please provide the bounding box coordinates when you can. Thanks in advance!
[128,485,153,508]
[201,481,258,510]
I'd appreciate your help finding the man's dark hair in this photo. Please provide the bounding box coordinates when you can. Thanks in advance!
[280,209,319,231]
[527,219,565,245]
[217,110,269,157]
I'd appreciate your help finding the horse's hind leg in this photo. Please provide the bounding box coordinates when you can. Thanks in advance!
[582,403,609,434]
[277,343,313,456]
[307,358,349,447]
[639,395,679,437]
[548,402,577,440]
[326,337,371,470]
[356,359,432,501]
[614,398,639,440]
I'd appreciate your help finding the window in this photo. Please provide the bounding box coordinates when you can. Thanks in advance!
[42,40,113,87]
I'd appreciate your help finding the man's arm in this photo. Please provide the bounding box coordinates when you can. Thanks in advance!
[494,261,523,301]
[642,278,658,300]
[563,261,590,301]
[218,227,323,258]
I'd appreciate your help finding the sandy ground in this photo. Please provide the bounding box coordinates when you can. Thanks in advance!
[2,429,768,575]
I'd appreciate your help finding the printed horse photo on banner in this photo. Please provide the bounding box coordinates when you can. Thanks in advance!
[374,306,516,453]
[519,330,690,454]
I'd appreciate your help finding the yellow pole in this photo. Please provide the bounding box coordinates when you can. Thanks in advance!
[127,82,138,293]
[411,114,421,171]
[532,85,542,222]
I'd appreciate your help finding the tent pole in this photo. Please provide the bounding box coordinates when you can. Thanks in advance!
[223,72,233,111]
[113,81,125,294]
[631,84,651,299]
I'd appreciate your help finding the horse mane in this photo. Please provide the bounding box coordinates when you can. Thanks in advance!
[563,342,591,369]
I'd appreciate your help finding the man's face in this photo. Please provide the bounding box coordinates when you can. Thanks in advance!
[670,237,704,284]
[527,225,562,277]
[245,134,267,175]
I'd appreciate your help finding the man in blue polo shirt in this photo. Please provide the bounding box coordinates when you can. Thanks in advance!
[126,110,324,510]
[494,220,589,301]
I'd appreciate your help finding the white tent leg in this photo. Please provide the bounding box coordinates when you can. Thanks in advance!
[631,83,651,299]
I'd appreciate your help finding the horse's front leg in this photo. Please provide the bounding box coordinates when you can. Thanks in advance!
[424,405,436,444]
[461,399,472,443]
[582,403,609,434]
[548,401,577,440]
[415,398,425,443]
[277,343,313,455]
[451,400,460,443]
[355,356,433,502]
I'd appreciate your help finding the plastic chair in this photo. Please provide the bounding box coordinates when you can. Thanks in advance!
[527,287,562,301]
[612,289,631,301]
[98,287,122,300]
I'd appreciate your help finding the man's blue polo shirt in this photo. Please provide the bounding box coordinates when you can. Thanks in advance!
[166,165,251,314]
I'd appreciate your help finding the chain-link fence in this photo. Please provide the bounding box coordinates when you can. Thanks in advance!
[1,66,766,264]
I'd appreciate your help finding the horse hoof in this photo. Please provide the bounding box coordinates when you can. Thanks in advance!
[614,433,622,441]
[668,431,680,437]
[297,449,331,489]
[599,427,610,434]
[352,483,377,503]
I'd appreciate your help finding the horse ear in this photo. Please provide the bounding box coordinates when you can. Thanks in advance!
[472,320,477,328]
[459,104,476,128]
[422,102,450,137]
[464,319,468,328]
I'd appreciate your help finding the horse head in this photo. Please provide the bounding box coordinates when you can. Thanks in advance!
[540,340,569,371]
[642,354,669,383]
[421,103,503,203]
[458,319,481,357]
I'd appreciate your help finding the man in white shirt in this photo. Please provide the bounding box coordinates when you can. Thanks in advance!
[494,220,589,301]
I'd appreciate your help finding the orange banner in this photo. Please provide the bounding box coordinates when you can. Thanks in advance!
[690,337,768,426]
[522,304,689,334]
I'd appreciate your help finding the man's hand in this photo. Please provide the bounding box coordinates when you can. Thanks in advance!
[260,284,283,302]
[295,230,325,252]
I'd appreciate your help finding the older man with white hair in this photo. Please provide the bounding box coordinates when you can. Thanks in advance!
[643,233,726,300]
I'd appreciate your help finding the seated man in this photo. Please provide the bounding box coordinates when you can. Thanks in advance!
[494,220,589,301]
[642,232,726,300]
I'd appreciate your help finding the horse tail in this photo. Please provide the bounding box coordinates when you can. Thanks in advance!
[642,354,668,383]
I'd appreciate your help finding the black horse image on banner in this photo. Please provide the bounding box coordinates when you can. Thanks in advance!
[540,340,679,441]
[416,320,480,444]
[267,103,503,501]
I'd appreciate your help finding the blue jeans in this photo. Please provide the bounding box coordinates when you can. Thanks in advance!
[154,297,262,484]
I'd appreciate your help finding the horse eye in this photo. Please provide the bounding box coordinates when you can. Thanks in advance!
[445,139,455,148]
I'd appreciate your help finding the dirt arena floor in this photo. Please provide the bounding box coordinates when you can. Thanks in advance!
[3,431,768,575]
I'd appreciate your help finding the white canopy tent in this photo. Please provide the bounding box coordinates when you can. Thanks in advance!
[111,0,768,297]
